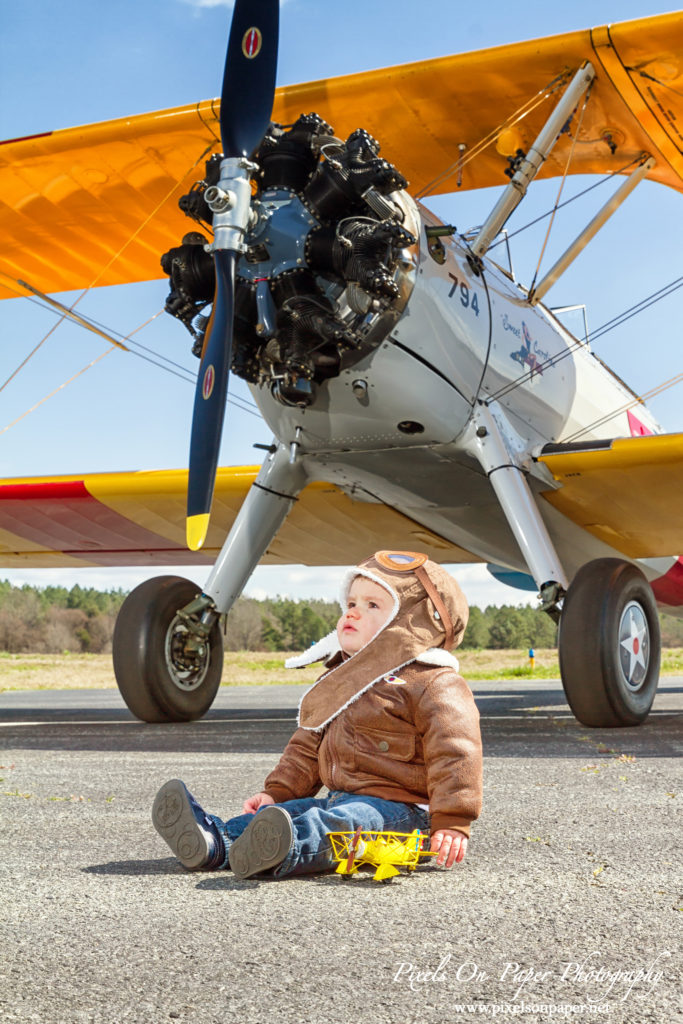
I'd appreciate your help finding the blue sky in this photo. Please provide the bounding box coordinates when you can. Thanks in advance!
[0,0,681,606]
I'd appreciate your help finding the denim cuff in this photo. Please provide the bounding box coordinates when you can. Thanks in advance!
[209,814,232,870]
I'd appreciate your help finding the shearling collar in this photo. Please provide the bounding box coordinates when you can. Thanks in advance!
[285,632,459,672]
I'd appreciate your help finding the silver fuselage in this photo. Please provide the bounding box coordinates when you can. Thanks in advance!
[245,195,659,581]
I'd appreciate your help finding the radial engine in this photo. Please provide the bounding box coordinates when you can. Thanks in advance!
[161,114,420,407]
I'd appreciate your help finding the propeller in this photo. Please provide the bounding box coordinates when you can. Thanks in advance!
[186,0,279,551]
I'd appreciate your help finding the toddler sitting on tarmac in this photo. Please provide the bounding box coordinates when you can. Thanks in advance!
[152,550,483,879]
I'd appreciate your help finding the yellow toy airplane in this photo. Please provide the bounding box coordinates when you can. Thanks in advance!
[328,827,437,882]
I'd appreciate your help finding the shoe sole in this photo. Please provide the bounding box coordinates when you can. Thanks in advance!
[152,779,212,871]
[228,806,294,879]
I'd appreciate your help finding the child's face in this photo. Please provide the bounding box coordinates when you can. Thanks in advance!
[336,577,394,655]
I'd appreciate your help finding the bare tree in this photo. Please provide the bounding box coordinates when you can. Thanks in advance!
[43,608,89,653]
[225,599,263,651]
[0,590,44,652]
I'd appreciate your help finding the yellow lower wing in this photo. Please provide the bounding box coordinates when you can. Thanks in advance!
[539,433,683,558]
[0,467,477,568]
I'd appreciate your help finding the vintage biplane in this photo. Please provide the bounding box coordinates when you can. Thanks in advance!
[1,3,682,729]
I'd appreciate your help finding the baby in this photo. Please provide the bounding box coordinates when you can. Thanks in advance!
[152,550,483,879]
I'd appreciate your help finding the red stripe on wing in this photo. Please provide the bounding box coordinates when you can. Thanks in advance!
[0,479,196,566]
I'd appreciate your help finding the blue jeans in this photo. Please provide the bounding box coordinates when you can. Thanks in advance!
[213,791,430,878]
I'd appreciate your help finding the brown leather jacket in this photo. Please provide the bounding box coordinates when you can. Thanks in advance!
[263,661,482,837]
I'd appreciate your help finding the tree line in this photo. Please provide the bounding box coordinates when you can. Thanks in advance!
[0,582,127,655]
[1,580,682,654]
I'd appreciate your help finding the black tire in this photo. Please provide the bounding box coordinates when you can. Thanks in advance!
[559,558,660,727]
[113,576,223,723]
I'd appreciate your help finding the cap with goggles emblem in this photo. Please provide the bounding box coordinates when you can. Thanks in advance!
[374,551,428,571]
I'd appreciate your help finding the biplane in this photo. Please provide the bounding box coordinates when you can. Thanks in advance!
[1,3,682,730]
[329,828,437,882]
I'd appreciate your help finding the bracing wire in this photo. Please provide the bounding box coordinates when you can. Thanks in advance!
[0,348,116,437]
[0,141,221,393]
[487,274,683,405]
[485,274,683,420]
[487,157,641,251]
[20,297,197,383]
[74,305,263,418]
[414,72,569,199]
[560,370,683,443]
[527,84,592,296]
[0,321,61,394]
[15,296,197,383]
[589,277,683,343]
[3,295,262,433]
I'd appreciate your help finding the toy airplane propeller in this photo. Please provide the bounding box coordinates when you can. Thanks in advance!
[1,5,683,730]
[328,828,437,882]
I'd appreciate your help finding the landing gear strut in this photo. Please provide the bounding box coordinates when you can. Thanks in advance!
[112,443,305,723]
[466,404,660,728]
[559,558,661,727]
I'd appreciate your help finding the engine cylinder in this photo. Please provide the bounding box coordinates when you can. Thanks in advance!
[161,112,419,392]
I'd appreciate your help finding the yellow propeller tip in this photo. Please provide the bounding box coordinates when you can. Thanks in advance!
[186,514,210,551]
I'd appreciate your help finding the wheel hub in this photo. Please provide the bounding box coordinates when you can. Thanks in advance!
[618,601,650,691]
[164,615,211,692]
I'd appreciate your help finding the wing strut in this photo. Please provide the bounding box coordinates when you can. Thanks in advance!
[12,279,130,351]
[528,154,655,304]
[471,63,596,259]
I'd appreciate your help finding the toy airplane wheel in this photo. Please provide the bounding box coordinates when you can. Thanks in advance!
[559,558,661,727]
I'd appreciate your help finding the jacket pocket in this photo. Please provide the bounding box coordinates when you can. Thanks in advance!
[353,726,416,763]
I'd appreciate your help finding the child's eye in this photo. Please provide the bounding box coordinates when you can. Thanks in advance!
[369,601,379,609]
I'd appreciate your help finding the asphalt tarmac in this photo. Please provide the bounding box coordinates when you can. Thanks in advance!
[0,678,681,1024]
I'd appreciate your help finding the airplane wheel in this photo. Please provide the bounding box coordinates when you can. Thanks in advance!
[559,558,660,727]
[113,576,223,723]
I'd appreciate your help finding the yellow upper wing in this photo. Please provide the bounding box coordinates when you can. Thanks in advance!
[538,433,683,557]
[1,11,682,299]
[0,468,476,568]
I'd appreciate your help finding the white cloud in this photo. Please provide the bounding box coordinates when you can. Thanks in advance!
[178,0,293,9]
[179,0,234,8]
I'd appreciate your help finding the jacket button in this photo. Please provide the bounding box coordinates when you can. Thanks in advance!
[378,740,389,751]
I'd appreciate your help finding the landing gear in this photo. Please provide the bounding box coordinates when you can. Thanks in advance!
[559,558,661,727]
[113,576,223,723]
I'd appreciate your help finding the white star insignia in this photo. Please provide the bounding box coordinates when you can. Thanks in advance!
[620,608,647,682]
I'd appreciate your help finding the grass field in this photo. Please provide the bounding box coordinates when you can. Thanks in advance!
[1,648,683,692]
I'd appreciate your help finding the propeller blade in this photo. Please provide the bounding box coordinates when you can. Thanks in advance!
[185,0,279,549]
[186,249,236,551]
[220,0,279,158]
